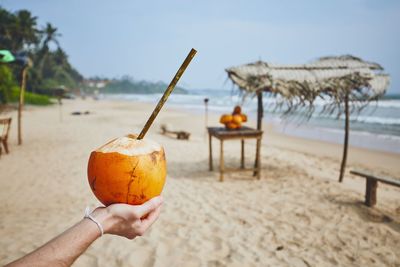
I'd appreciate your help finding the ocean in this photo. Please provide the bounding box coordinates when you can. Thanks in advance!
[103,89,400,154]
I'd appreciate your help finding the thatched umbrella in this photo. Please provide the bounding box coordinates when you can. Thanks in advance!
[226,55,390,182]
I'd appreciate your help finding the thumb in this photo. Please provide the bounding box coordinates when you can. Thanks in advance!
[135,196,163,217]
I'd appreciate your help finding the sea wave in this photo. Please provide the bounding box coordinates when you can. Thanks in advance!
[102,92,400,130]
[311,113,400,126]
[269,97,400,109]
[103,92,400,108]
[374,100,400,108]
[350,115,400,125]
[319,126,400,141]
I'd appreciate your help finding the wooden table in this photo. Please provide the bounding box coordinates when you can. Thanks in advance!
[207,126,263,181]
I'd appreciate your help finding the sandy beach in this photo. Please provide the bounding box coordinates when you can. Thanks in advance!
[0,99,399,267]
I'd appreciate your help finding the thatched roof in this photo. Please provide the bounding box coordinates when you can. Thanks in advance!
[226,56,390,107]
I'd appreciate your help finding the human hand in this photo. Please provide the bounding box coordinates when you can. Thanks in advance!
[91,196,163,239]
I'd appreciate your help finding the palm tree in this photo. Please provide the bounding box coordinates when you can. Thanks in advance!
[15,10,39,50]
[54,47,68,66]
[0,9,38,51]
[37,23,61,86]
[0,7,15,49]
[41,22,61,50]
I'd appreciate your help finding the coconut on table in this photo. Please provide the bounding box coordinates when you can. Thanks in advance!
[87,48,197,206]
[219,105,248,130]
[210,105,262,182]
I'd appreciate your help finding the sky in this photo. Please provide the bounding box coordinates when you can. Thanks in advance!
[2,0,400,93]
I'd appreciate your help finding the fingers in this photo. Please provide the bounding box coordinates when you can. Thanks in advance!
[135,196,163,218]
[140,206,162,231]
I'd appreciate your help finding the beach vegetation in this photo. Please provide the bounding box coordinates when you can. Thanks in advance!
[99,76,188,94]
[10,87,53,105]
[0,6,83,100]
[1,7,189,99]
[0,64,15,104]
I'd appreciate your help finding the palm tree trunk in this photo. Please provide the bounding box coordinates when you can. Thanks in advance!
[339,93,350,182]
[18,66,28,145]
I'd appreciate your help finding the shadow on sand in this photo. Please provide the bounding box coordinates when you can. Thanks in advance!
[330,198,400,234]
[167,156,306,182]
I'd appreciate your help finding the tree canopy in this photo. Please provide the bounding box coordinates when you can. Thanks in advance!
[0,6,83,103]
[101,76,187,94]
[1,6,189,103]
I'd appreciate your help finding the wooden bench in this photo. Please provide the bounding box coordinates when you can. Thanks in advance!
[350,169,400,207]
[0,117,12,156]
[160,124,190,140]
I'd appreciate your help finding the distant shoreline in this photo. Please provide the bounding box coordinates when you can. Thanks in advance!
[382,93,400,100]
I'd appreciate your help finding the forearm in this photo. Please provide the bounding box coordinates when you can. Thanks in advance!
[5,197,162,267]
[6,209,110,267]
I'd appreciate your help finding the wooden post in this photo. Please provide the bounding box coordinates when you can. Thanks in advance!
[339,93,349,182]
[58,96,63,122]
[220,139,224,182]
[240,139,245,169]
[208,132,213,171]
[204,98,209,140]
[256,137,261,179]
[254,91,263,176]
[365,178,378,207]
[18,66,28,145]
[204,98,209,128]
[256,91,263,130]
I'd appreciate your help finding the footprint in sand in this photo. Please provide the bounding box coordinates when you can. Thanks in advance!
[186,234,230,261]
[122,247,156,267]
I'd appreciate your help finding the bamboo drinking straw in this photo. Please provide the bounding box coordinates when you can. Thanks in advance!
[137,48,197,140]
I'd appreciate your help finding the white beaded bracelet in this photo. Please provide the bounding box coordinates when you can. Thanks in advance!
[84,207,104,236]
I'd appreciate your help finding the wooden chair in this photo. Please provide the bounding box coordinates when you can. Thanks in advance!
[0,117,12,156]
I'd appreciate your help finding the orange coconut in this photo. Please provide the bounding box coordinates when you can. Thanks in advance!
[87,134,166,206]
[219,114,233,124]
[233,105,241,115]
[232,114,243,124]
[226,122,240,129]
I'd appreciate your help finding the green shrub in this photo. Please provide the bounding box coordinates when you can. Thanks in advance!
[0,65,16,104]
[10,87,53,105]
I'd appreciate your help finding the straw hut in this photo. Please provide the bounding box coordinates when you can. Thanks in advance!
[226,55,390,182]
